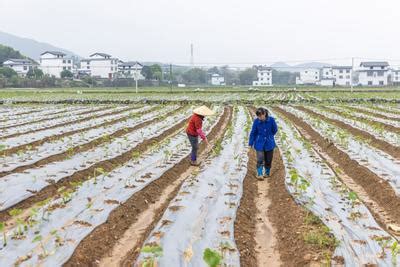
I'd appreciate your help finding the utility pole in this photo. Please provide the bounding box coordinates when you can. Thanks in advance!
[169,63,173,93]
[135,62,138,93]
[351,57,354,93]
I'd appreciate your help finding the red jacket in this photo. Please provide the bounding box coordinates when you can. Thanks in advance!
[186,114,206,140]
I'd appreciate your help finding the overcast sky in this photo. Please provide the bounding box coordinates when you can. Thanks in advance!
[0,0,399,65]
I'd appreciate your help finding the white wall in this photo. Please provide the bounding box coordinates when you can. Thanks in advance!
[40,55,73,78]
[82,58,119,79]
[332,68,352,86]
[297,68,320,85]
[3,61,33,77]
[253,69,272,86]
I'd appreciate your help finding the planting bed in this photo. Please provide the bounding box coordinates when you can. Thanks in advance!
[1,101,400,266]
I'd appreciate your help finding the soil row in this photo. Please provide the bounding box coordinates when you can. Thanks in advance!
[0,106,185,178]
[0,105,156,157]
[0,111,188,223]
[296,106,400,159]
[274,106,400,238]
[1,105,139,139]
[0,105,110,130]
[323,106,400,134]
[64,106,232,266]
[346,105,400,122]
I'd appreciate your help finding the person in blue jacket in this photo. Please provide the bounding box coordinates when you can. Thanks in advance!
[248,107,278,180]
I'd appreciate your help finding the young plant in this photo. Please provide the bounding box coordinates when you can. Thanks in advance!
[391,241,400,265]
[33,235,48,259]
[0,222,7,246]
[203,248,222,267]
[141,244,163,267]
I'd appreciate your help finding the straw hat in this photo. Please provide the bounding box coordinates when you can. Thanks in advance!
[193,106,215,116]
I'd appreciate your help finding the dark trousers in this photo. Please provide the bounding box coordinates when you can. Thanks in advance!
[187,134,199,161]
[256,149,274,168]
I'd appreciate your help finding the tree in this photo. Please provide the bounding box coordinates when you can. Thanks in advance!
[182,68,207,84]
[141,65,152,80]
[239,68,257,85]
[27,68,44,79]
[150,64,162,80]
[60,70,73,79]
[0,67,18,78]
[0,44,27,65]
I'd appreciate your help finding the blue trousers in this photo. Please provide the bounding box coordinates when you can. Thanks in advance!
[256,149,274,168]
[187,134,198,161]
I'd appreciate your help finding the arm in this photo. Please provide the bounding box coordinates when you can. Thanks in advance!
[271,117,278,135]
[248,119,258,147]
[195,118,207,141]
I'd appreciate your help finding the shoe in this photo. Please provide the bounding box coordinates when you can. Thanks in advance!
[190,160,200,166]
[264,167,271,178]
[257,167,264,181]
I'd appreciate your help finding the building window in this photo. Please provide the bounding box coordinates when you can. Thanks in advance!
[346,75,350,79]
[23,66,27,70]
[339,70,343,73]
[339,75,343,79]
[381,66,385,69]
[370,67,373,70]
[63,60,66,64]
[377,71,384,76]
[87,61,90,65]
[68,60,71,64]
[87,66,90,69]
[368,81,373,85]
[68,66,71,70]
[315,76,318,79]
[63,66,66,70]
[111,67,113,71]
[346,69,350,73]
[379,81,384,85]
[367,71,373,77]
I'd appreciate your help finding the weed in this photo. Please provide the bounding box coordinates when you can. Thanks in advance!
[203,248,222,267]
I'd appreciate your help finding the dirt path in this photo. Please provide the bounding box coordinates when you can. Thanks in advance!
[0,106,185,178]
[64,107,232,266]
[296,106,400,159]
[274,106,400,238]
[234,108,281,267]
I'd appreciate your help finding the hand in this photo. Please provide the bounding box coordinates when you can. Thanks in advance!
[204,139,210,146]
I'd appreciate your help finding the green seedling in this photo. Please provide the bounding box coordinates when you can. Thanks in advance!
[203,248,222,267]
[141,244,163,267]
[0,222,7,246]
[348,191,358,208]
[33,235,48,259]
[391,241,400,265]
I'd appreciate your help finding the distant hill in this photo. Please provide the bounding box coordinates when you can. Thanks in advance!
[0,31,80,61]
[0,44,30,65]
[271,61,331,72]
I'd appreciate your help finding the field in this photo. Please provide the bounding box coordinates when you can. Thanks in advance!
[0,89,400,266]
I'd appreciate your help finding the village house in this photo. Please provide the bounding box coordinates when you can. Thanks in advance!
[296,68,320,85]
[357,61,390,86]
[80,53,119,79]
[253,66,272,86]
[118,61,144,79]
[332,66,352,86]
[39,51,73,78]
[3,58,38,77]
[210,73,225,86]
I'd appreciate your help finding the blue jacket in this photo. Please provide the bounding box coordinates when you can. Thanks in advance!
[248,116,278,151]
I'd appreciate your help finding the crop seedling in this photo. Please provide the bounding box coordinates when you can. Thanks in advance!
[0,222,7,246]
[348,191,358,208]
[203,248,222,267]
[141,244,163,267]
[33,235,48,259]
[391,241,400,265]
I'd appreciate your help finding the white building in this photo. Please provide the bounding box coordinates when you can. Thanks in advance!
[3,59,37,77]
[332,66,352,86]
[210,73,225,86]
[391,68,400,86]
[118,61,144,79]
[80,53,119,79]
[296,68,320,85]
[357,61,389,86]
[253,66,272,86]
[39,51,73,78]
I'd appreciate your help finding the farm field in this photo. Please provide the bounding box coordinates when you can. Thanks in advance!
[0,96,400,266]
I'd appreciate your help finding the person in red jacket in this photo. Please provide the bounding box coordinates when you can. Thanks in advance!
[186,106,215,166]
